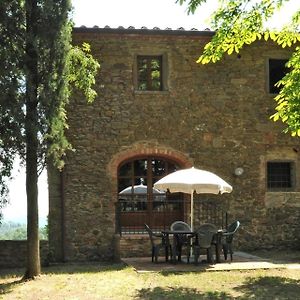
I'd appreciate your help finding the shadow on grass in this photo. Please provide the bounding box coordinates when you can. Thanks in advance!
[135,276,300,300]
[234,276,300,299]
[160,271,192,276]
[136,286,231,300]
[0,278,24,296]
[158,262,213,276]
[42,261,127,275]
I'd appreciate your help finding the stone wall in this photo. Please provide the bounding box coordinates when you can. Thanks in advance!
[120,235,152,258]
[0,240,49,268]
[48,27,300,262]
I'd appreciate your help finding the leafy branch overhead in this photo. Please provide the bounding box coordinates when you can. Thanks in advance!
[68,42,99,103]
[177,0,300,136]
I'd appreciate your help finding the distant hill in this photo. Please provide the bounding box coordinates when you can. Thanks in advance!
[0,220,48,240]
[2,216,48,227]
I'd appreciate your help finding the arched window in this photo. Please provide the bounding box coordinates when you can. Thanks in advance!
[117,157,184,232]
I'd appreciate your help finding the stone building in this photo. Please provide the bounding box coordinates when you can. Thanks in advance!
[48,26,300,262]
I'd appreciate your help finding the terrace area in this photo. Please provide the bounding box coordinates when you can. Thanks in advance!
[123,250,300,273]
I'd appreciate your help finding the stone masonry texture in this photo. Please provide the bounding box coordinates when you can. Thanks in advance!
[48,27,300,262]
[0,240,49,268]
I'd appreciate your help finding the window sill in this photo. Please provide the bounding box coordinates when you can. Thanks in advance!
[266,189,296,193]
[119,234,148,239]
[134,90,170,95]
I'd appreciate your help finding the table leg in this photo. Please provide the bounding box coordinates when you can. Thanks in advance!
[165,246,169,262]
[171,235,178,263]
[164,234,170,262]
[178,244,182,262]
[215,232,222,263]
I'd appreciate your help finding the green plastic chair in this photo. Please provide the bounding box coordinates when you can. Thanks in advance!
[187,229,215,264]
[144,224,170,262]
[222,220,240,261]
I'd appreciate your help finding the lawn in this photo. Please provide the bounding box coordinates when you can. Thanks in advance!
[1,261,300,300]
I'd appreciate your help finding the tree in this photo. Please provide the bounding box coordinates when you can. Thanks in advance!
[0,0,25,222]
[0,0,99,279]
[177,0,300,135]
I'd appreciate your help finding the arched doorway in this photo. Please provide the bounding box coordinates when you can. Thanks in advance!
[117,156,186,233]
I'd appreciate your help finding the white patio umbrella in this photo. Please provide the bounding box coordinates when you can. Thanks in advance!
[119,183,164,195]
[153,167,233,231]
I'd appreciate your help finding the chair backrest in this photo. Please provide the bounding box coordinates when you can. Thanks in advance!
[196,229,215,249]
[198,223,218,233]
[227,220,240,234]
[170,221,191,232]
[144,224,155,245]
[226,220,240,243]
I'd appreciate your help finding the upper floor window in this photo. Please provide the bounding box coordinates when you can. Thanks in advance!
[137,56,163,91]
[267,161,293,190]
[268,59,289,94]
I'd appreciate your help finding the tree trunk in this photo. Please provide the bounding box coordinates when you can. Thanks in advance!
[24,0,41,279]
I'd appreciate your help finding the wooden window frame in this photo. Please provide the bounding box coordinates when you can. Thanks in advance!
[134,54,168,92]
[118,157,184,230]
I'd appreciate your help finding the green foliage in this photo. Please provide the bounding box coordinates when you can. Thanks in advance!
[178,0,300,136]
[38,224,48,240]
[0,0,100,200]
[271,47,300,136]
[0,0,99,277]
[195,0,297,64]
[0,221,48,240]
[176,0,208,14]
[0,0,26,212]
[46,41,100,170]
[68,42,99,103]
[1,224,27,240]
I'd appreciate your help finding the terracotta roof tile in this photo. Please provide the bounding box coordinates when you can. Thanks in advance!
[74,25,214,36]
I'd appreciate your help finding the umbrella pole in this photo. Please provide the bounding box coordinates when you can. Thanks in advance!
[190,190,194,259]
[191,190,194,231]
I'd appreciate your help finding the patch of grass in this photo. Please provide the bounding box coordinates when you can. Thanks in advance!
[0,264,300,299]
[43,261,127,275]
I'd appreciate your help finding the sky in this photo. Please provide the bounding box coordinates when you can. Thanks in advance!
[72,0,218,30]
[1,0,299,225]
[72,0,298,30]
[3,160,48,225]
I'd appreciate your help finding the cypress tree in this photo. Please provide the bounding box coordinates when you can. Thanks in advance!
[0,0,99,278]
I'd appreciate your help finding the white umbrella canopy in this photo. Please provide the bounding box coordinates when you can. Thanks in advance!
[154,167,233,230]
[119,183,164,195]
[154,167,232,195]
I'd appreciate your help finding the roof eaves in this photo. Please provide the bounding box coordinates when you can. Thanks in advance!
[73,25,215,37]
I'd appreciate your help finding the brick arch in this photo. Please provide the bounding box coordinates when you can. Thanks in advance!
[108,143,193,235]
[107,142,193,181]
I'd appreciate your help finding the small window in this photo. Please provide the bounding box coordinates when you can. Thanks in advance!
[137,56,163,91]
[267,161,293,189]
[268,59,288,94]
